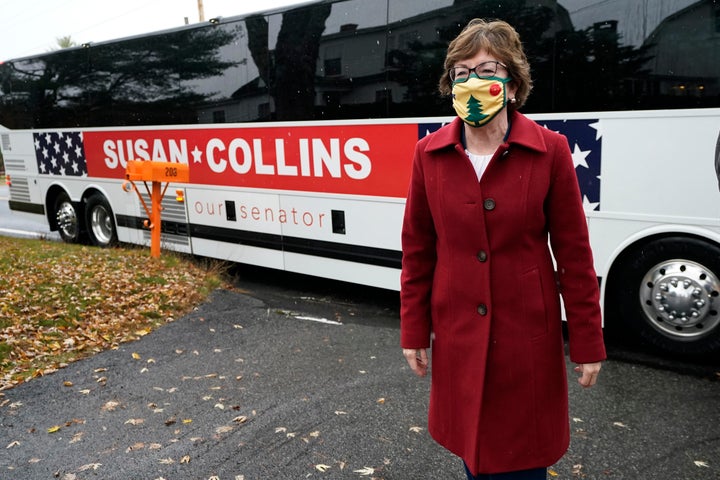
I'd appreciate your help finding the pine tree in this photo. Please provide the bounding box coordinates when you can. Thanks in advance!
[465,95,488,126]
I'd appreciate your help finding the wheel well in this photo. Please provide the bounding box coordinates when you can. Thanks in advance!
[82,188,105,205]
[45,185,70,232]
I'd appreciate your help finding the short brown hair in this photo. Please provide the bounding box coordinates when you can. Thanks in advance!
[438,19,532,110]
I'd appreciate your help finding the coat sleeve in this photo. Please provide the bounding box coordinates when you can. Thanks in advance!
[545,134,607,364]
[400,141,436,349]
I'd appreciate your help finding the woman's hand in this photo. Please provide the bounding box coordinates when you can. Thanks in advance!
[574,362,602,388]
[403,348,429,377]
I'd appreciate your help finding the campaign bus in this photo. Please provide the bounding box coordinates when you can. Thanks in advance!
[2,0,719,357]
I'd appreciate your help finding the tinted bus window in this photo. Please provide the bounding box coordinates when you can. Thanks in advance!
[2,0,718,130]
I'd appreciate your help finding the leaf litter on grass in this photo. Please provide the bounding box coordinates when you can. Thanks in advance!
[0,236,227,390]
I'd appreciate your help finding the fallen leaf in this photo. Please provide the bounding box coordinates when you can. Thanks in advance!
[409,426,423,433]
[694,461,710,468]
[126,443,145,452]
[102,401,120,411]
[316,464,331,472]
[612,421,629,429]
[233,416,248,424]
[182,419,192,424]
[159,458,174,464]
[548,469,559,477]
[63,381,73,387]
[47,425,61,433]
[354,467,375,475]
[125,418,145,425]
[6,440,20,448]
[216,426,233,434]
[77,463,102,471]
[180,455,190,464]
[132,352,141,360]
[377,398,386,404]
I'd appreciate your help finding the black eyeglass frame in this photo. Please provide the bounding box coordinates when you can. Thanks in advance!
[448,61,509,82]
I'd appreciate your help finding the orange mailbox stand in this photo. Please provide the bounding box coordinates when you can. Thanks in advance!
[122,160,189,258]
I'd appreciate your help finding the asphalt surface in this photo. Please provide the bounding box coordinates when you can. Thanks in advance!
[1,274,719,480]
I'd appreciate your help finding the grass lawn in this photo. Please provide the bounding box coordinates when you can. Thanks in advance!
[0,236,228,390]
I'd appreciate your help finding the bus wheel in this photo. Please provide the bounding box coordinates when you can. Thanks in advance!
[85,193,118,247]
[608,237,720,357]
[54,192,82,243]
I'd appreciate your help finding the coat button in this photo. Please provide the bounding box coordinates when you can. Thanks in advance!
[477,250,488,262]
[483,198,496,210]
[477,304,488,316]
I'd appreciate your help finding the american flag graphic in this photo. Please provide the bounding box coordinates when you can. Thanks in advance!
[418,119,602,211]
[33,131,88,177]
[536,119,601,211]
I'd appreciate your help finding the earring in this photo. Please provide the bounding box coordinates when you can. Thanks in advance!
[509,98,517,104]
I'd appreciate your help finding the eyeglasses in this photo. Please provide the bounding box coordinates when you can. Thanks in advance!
[448,61,508,82]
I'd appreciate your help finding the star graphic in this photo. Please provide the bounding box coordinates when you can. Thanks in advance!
[571,143,591,169]
[588,120,603,140]
[582,195,600,211]
[191,145,203,164]
[541,123,560,134]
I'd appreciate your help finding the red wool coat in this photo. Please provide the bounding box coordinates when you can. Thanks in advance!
[400,112,606,475]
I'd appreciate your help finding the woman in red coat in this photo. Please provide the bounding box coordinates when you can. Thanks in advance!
[400,19,606,480]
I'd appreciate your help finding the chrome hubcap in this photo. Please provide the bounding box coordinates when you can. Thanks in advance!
[56,202,78,239]
[640,259,720,341]
[90,205,113,245]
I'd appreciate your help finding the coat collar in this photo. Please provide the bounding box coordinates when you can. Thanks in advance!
[424,111,548,154]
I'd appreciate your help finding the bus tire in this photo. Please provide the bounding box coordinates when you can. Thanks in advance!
[53,191,83,243]
[607,236,720,357]
[85,193,118,247]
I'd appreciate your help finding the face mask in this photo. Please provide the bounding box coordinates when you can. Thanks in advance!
[452,75,511,127]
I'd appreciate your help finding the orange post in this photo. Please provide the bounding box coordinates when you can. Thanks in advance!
[150,180,162,258]
[122,160,189,258]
